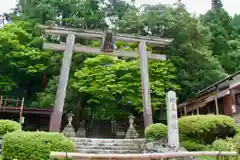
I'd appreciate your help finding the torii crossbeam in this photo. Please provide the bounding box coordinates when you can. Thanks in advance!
[39,25,172,132]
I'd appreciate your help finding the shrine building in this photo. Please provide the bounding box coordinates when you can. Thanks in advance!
[178,70,240,123]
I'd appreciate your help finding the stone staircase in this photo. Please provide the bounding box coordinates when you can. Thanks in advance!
[71,138,145,154]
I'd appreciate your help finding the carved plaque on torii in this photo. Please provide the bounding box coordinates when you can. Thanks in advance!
[101,31,114,52]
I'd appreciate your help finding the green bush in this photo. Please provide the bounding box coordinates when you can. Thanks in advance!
[182,140,207,151]
[0,120,21,136]
[2,131,76,160]
[212,138,239,160]
[145,123,168,141]
[179,115,236,144]
[235,124,240,136]
[212,138,236,151]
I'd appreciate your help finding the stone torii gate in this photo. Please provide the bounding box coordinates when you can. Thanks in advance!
[40,25,172,132]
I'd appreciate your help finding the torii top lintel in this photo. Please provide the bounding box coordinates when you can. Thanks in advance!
[38,25,172,47]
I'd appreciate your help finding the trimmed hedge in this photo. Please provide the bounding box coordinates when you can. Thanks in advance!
[0,120,21,136]
[179,115,236,144]
[2,131,76,160]
[182,140,207,151]
[145,123,168,141]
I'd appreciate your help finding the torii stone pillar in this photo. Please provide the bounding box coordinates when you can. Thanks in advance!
[139,41,153,127]
[49,34,75,132]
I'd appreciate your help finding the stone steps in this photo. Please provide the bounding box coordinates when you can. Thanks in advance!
[76,145,140,150]
[71,138,144,143]
[76,149,141,154]
[71,138,144,154]
[74,142,141,147]
[69,138,194,160]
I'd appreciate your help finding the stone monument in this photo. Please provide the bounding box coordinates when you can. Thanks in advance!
[166,91,180,151]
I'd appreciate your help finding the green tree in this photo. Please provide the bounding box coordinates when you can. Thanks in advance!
[232,14,240,33]
[19,0,107,29]
[164,6,227,100]
[0,22,51,99]
[201,8,233,56]
[103,0,136,24]
[115,4,227,101]
[71,55,179,119]
[201,4,240,74]
[115,10,144,34]
[12,0,240,119]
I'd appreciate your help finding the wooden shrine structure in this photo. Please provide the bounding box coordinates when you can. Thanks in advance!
[0,96,53,131]
[0,96,24,122]
[39,25,172,132]
[177,70,240,123]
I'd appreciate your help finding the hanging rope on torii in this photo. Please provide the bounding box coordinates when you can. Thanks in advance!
[39,24,172,132]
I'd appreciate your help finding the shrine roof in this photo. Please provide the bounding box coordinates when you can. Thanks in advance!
[197,70,240,95]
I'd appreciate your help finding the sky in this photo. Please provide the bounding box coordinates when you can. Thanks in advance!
[0,0,240,16]
[135,0,240,16]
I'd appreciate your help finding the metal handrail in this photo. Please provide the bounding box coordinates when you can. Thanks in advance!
[50,151,239,159]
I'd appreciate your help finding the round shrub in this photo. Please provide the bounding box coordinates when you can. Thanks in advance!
[2,131,76,160]
[0,120,21,136]
[212,138,236,151]
[145,123,168,141]
[179,115,235,144]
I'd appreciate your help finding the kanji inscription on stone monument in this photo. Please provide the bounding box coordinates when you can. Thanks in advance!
[166,90,180,151]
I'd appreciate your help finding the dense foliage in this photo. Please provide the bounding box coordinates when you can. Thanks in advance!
[178,115,236,144]
[2,131,75,160]
[212,138,237,152]
[181,140,209,151]
[0,120,21,136]
[145,115,236,151]
[72,56,179,119]
[0,21,51,104]
[2,0,240,122]
[211,125,240,154]
[212,137,240,160]
[144,123,168,141]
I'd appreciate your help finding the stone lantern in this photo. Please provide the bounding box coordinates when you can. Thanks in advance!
[125,114,139,139]
[62,113,76,137]
[67,113,74,124]
[76,120,86,137]
[129,115,135,125]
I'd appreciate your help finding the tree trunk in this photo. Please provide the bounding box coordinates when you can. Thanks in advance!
[23,80,31,99]
[73,95,83,129]
[41,72,47,90]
